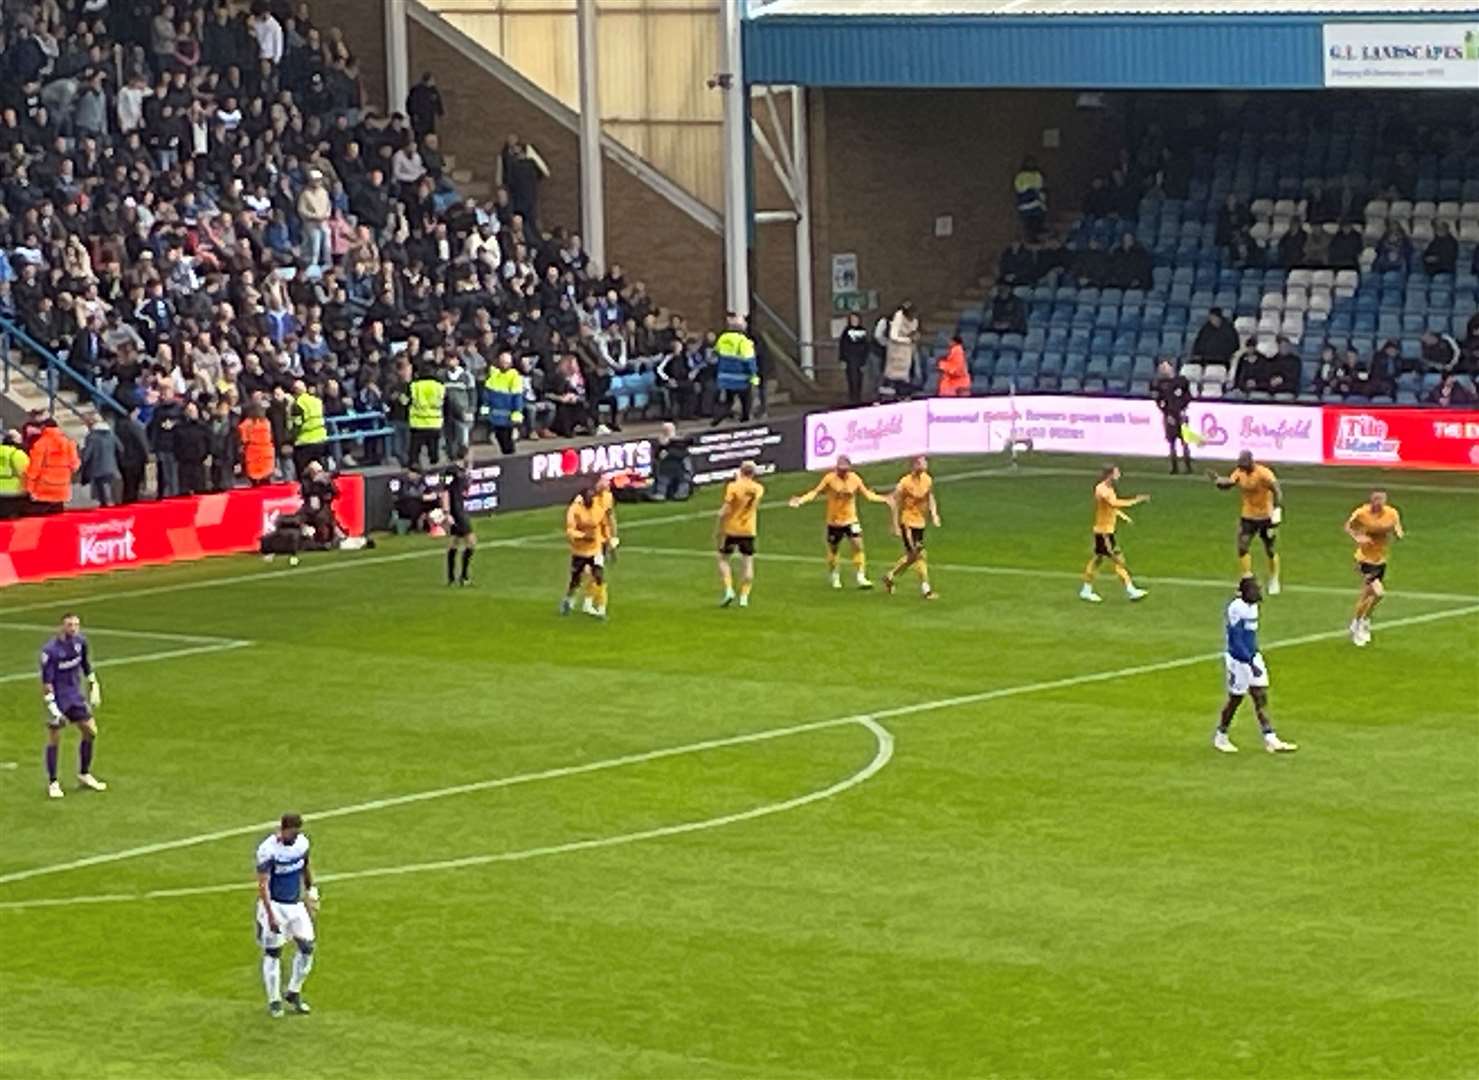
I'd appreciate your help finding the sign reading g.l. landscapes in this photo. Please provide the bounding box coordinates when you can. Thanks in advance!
[1324,22,1479,88]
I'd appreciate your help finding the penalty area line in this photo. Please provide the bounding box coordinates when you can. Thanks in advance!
[0,639,254,685]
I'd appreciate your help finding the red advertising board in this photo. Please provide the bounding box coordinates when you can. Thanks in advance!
[1322,407,1479,471]
[0,476,365,587]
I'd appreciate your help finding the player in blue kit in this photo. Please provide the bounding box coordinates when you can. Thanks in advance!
[39,614,107,799]
[256,812,319,1017]
[1214,578,1298,754]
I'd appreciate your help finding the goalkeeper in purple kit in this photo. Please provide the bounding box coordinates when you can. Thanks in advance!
[39,614,108,799]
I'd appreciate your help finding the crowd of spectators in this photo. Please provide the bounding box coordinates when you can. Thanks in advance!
[0,0,737,510]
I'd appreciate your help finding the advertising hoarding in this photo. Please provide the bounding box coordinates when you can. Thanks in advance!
[1323,407,1479,470]
[1323,22,1479,88]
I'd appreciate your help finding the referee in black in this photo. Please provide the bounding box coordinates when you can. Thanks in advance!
[442,454,477,586]
[1152,359,1194,474]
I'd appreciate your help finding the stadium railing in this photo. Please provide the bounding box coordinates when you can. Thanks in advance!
[0,313,127,421]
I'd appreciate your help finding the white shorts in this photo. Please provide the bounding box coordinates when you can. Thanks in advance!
[1225,653,1270,696]
[256,899,315,950]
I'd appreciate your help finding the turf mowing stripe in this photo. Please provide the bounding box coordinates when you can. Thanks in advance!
[0,717,895,909]
[0,621,239,645]
[0,639,254,685]
[539,542,1479,604]
[4,600,1475,907]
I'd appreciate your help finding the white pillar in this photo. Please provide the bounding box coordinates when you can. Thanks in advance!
[384,0,410,118]
[790,86,813,376]
[720,0,749,316]
[576,0,606,273]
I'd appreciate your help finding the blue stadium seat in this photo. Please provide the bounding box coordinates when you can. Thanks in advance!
[1039,352,1064,379]
[1063,351,1089,378]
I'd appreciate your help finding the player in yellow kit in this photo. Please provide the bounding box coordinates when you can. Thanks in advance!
[1344,490,1404,647]
[560,484,608,619]
[1079,464,1150,603]
[883,455,941,600]
[716,460,764,607]
[788,454,889,589]
[1209,450,1284,592]
[585,477,618,614]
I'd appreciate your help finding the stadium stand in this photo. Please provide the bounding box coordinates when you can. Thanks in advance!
[955,102,1479,407]
[0,0,680,500]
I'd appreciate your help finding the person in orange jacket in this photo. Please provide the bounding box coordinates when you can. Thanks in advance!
[936,334,971,397]
[25,419,80,514]
[237,400,277,486]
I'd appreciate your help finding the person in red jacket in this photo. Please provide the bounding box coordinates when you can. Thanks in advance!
[25,419,80,514]
[936,335,971,397]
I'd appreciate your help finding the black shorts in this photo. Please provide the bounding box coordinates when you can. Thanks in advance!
[570,554,599,576]
[720,535,755,556]
[902,526,927,553]
[449,513,473,538]
[1358,561,1387,582]
[1093,532,1119,557]
[826,523,861,547]
[1239,517,1277,543]
[46,702,91,730]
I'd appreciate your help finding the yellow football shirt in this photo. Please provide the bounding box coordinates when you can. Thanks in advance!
[804,470,878,526]
[1348,504,1402,565]
[722,476,764,537]
[1231,464,1278,519]
[1092,480,1121,534]
[895,471,933,529]
[566,497,603,557]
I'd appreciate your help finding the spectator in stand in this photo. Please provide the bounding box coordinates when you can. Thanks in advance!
[1423,221,1459,277]
[656,338,695,420]
[1276,217,1309,269]
[549,354,592,437]
[1082,175,1115,219]
[252,2,284,65]
[483,351,523,455]
[1313,342,1344,397]
[1266,337,1301,395]
[0,429,30,519]
[1071,237,1110,288]
[987,284,1027,334]
[149,384,184,499]
[1151,360,1193,474]
[1215,195,1251,248]
[1428,371,1477,406]
[1305,182,1341,226]
[80,412,122,507]
[297,168,332,270]
[1418,329,1461,374]
[1340,341,1396,398]
[499,134,550,226]
[1228,227,1265,271]
[406,73,444,140]
[837,312,872,405]
[1190,308,1238,368]
[883,301,919,395]
[174,401,211,495]
[1013,157,1047,241]
[117,407,151,504]
[442,349,477,460]
[1107,232,1152,290]
[1329,221,1363,271]
[1373,225,1412,273]
[935,335,969,397]
[997,240,1037,286]
[1229,338,1267,393]
[24,418,78,514]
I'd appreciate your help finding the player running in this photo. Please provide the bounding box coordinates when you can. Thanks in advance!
[1344,490,1404,647]
[441,455,476,587]
[256,812,319,1017]
[39,614,107,799]
[1208,451,1283,593]
[1079,464,1150,603]
[787,454,888,589]
[561,484,608,618]
[883,455,941,600]
[1214,577,1298,754]
[716,460,764,607]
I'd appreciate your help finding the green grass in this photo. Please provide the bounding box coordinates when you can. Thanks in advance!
[2,454,1477,1079]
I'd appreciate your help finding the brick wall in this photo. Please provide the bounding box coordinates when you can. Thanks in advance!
[311,0,387,110]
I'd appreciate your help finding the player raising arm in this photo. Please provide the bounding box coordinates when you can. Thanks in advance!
[1079,464,1150,603]
[1208,451,1283,592]
[883,455,941,600]
[1344,490,1404,647]
[788,454,888,589]
[256,812,319,1017]
[561,484,608,619]
[1214,577,1298,754]
[716,461,764,607]
[40,614,107,799]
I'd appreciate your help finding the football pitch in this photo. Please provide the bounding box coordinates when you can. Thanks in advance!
[2,453,1477,1080]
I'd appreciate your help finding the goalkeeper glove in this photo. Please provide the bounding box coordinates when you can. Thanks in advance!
[44,693,63,722]
[88,674,101,708]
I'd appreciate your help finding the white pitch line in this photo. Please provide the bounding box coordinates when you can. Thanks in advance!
[4,599,1477,909]
[0,640,253,685]
[1000,463,1479,497]
[0,621,238,645]
[0,718,894,910]
[537,542,1479,604]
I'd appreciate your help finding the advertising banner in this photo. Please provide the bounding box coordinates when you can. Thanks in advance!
[0,476,366,587]
[805,401,928,469]
[1323,407,1479,470]
[686,418,805,486]
[1323,23,1479,89]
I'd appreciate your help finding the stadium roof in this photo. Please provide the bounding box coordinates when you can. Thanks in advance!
[751,0,1479,14]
